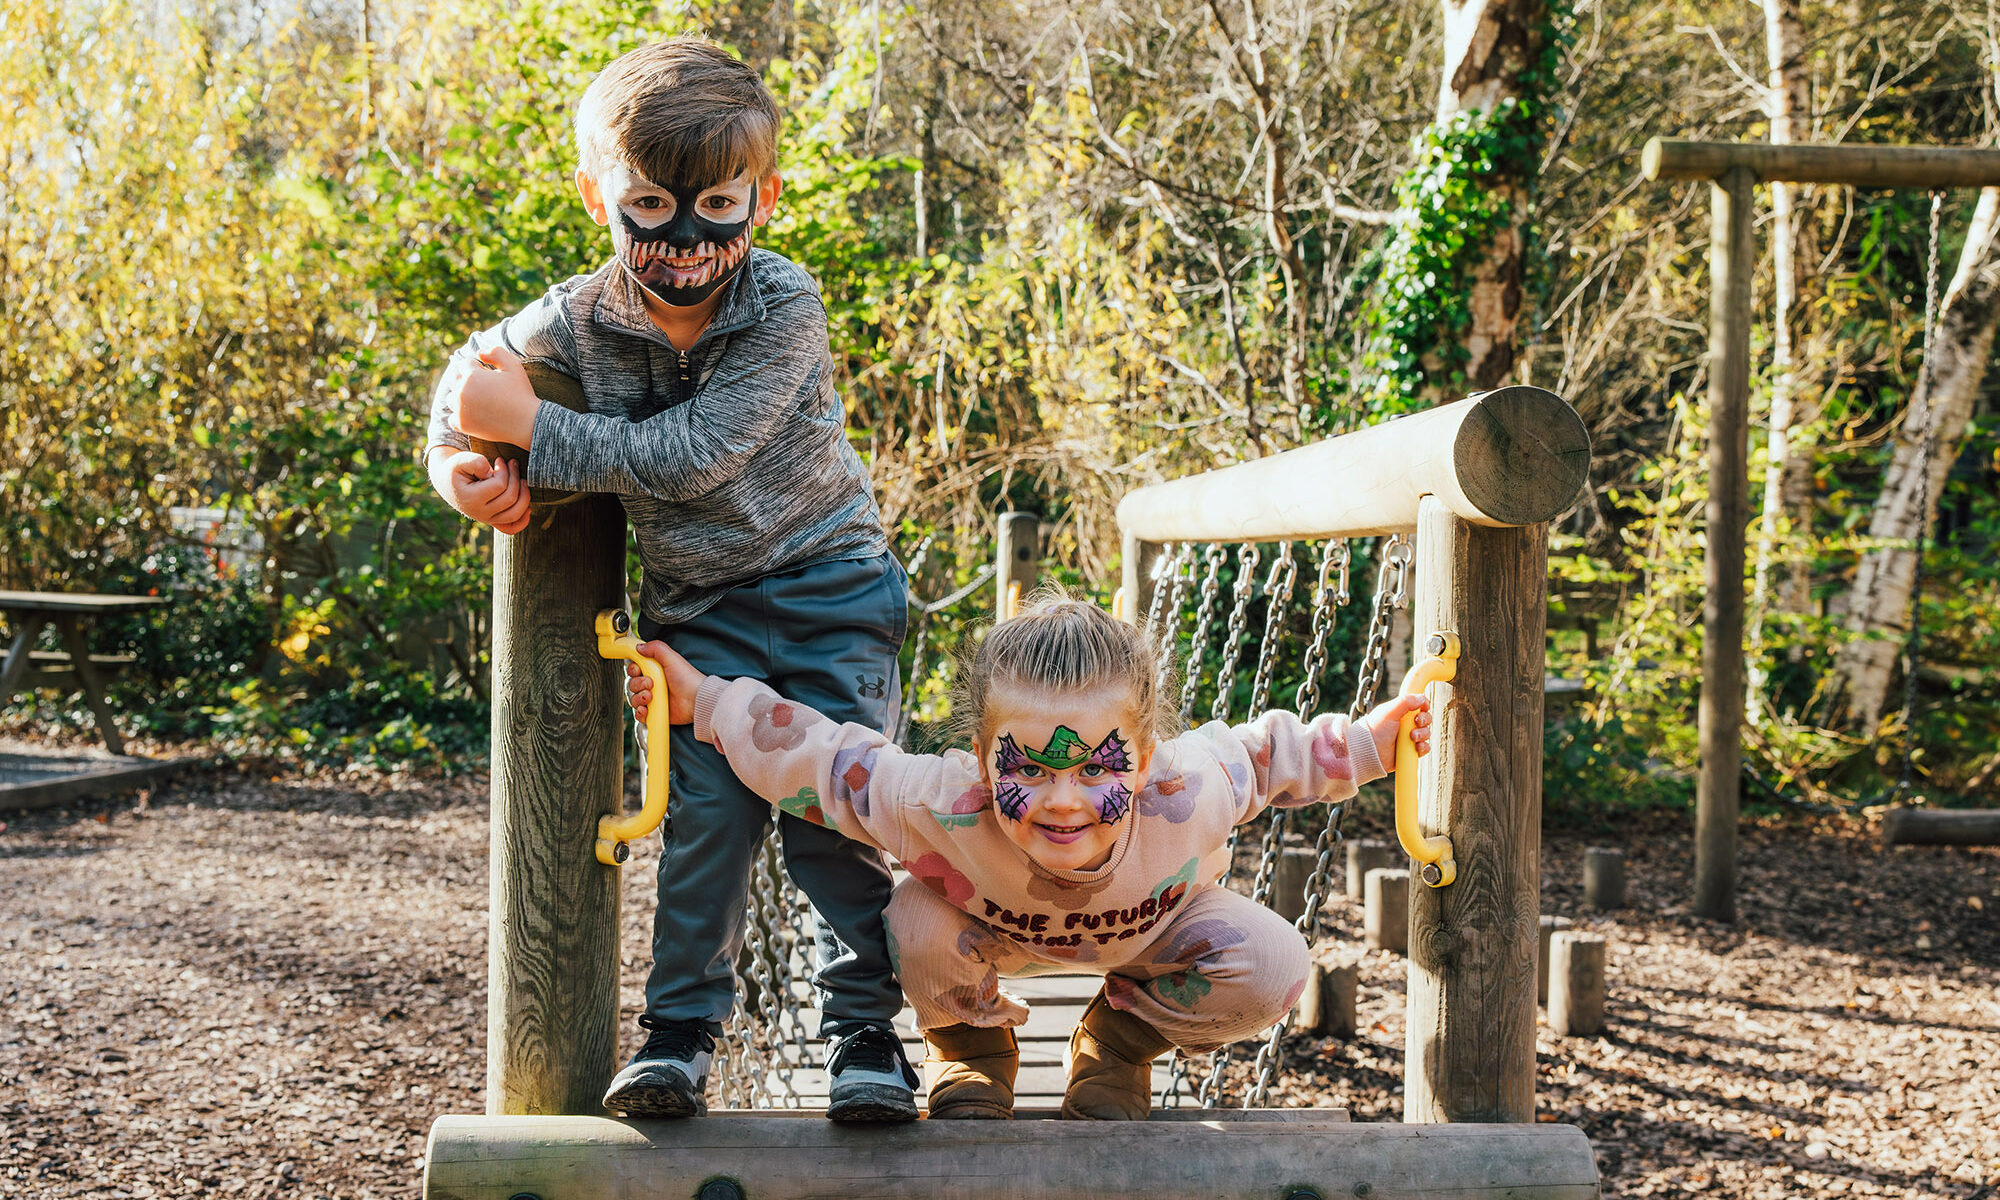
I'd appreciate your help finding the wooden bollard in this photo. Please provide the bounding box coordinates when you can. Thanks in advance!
[1537,915,1573,1006]
[1547,931,1607,1037]
[1364,868,1409,953]
[1346,838,1398,902]
[1583,847,1627,910]
[1273,846,1317,923]
[1292,954,1359,1038]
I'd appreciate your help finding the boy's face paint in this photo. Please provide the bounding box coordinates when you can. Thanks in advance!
[598,163,758,306]
[982,690,1151,873]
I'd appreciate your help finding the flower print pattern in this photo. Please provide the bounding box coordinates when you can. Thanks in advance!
[1025,868,1116,910]
[908,852,976,906]
[1310,723,1353,780]
[830,744,877,818]
[748,691,818,753]
[1147,918,1246,1010]
[1135,772,1199,823]
[777,785,834,830]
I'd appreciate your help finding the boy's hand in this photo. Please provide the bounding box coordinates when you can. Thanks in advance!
[455,345,542,450]
[626,640,704,725]
[430,449,532,535]
[1365,693,1432,769]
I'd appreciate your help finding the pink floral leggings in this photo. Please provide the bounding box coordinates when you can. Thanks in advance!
[884,876,1311,1055]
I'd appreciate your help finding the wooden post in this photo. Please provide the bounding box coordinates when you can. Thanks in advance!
[1695,165,1755,925]
[995,512,1041,621]
[1364,868,1409,953]
[1346,838,1399,901]
[1405,496,1546,1125]
[1297,956,1360,1039]
[1272,845,1315,923]
[487,494,628,1116]
[1583,847,1627,910]
[1537,915,1573,1007]
[1547,932,1607,1038]
[1120,531,1163,627]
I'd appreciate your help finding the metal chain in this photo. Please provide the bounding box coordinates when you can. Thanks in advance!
[1246,535,1407,1105]
[1349,535,1413,721]
[1179,545,1230,720]
[1894,190,1946,803]
[1294,542,1350,716]
[1155,543,1198,696]
[1248,543,1299,716]
[1143,541,1179,635]
[1209,544,1262,723]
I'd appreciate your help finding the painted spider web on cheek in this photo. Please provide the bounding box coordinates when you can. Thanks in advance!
[994,781,1030,822]
[1094,782,1132,826]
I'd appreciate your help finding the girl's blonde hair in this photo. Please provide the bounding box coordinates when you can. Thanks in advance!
[952,587,1177,750]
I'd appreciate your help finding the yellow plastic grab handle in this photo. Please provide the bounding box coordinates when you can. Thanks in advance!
[594,609,670,866]
[1395,632,1460,889]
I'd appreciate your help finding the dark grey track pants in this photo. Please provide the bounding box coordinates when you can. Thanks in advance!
[636,553,907,1038]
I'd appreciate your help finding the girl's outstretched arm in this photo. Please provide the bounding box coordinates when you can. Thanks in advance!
[1193,693,1431,826]
[624,640,919,857]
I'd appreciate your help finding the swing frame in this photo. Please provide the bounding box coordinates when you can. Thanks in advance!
[1641,137,2000,923]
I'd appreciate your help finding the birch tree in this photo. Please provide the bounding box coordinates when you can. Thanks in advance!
[1835,185,2000,730]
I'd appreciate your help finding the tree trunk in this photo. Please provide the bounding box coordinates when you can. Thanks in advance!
[1436,0,1550,391]
[1748,0,1812,715]
[1836,187,2000,729]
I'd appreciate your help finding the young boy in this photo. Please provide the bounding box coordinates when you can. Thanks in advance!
[423,37,918,1123]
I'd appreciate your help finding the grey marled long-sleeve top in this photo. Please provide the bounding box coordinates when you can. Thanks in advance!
[426,249,888,623]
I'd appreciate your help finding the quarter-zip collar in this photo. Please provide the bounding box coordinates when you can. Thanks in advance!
[593,247,768,352]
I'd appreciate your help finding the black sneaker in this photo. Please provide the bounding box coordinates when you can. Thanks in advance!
[602,1017,715,1118]
[824,1025,920,1123]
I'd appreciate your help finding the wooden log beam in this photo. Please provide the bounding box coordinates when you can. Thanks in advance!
[487,493,628,1116]
[422,1115,1602,1200]
[1881,807,2000,847]
[1694,166,1755,925]
[1643,138,2000,188]
[1115,386,1587,544]
[1405,497,1546,1125]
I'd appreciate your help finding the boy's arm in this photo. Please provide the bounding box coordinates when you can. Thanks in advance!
[689,673,907,857]
[424,290,581,530]
[1200,695,1427,826]
[525,291,829,501]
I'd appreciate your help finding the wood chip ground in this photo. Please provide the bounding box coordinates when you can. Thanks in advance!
[1,759,1994,1198]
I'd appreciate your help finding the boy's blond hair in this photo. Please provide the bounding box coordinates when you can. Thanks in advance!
[575,37,780,188]
[952,588,1178,751]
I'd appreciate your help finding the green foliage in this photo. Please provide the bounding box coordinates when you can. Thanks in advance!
[1357,3,1575,413]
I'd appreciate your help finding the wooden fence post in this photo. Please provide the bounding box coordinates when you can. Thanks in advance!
[1120,531,1163,626]
[1405,496,1547,1125]
[1695,165,1755,925]
[995,512,1041,621]
[487,495,628,1116]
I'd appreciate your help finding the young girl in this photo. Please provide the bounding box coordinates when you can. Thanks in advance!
[626,593,1431,1121]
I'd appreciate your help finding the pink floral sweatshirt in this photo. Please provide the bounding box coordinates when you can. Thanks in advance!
[692,675,1388,968]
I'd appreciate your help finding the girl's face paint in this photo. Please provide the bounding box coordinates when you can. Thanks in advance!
[980,687,1152,873]
[597,163,759,306]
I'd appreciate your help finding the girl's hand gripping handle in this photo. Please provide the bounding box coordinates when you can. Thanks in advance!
[595,610,669,866]
[1396,632,1459,888]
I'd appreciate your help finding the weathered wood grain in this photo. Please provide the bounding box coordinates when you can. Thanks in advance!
[423,1114,1601,1199]
[486,493,627,1116]
[1404,499,1545,1125]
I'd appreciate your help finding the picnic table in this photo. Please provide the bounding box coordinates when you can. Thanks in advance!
[0,590,166,755]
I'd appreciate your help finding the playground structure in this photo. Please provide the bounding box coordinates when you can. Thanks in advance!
[421,385,1599,1197]
[1641,138,2000,921]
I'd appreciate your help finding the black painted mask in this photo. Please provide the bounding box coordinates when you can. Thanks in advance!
[605,168,757,307]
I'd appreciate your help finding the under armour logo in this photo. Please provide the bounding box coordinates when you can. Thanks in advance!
[856,674,886,699]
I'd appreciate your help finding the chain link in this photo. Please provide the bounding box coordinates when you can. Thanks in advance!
[1179,545,1230,720]
[1209,544,1262,723]
[1894,191,1947,803]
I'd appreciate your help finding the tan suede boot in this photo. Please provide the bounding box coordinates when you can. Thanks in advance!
[921,1023,1018,1119]
[1060,993,1174,1120]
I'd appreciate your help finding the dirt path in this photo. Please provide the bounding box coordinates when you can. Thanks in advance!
[2,765,1995,1198]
